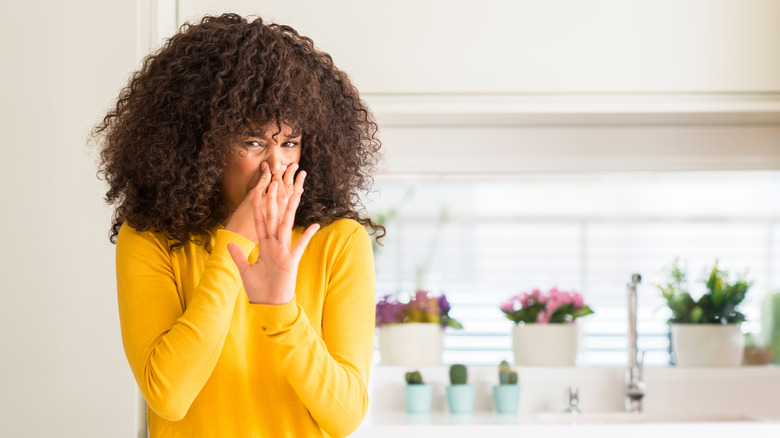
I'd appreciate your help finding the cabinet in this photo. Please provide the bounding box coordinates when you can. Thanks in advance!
[173,1,780,172]
[178,0,780,95]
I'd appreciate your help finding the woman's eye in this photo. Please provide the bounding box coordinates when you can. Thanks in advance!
[282,141,299,148]
[244,140,264,148]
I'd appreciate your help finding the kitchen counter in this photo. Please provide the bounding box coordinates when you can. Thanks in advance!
[352,415,780,438]
[352,365,780,437]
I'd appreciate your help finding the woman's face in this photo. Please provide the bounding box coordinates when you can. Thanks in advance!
[222,121,302,211]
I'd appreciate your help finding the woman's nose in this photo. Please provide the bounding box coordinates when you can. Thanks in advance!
[264,148,286,174]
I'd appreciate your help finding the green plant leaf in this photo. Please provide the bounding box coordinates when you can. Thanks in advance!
[690,306,703,323]
[660,259,752,324]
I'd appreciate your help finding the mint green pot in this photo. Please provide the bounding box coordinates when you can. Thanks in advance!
[404,384,433,413]
[493,385,521,414]
[446,384,475,414]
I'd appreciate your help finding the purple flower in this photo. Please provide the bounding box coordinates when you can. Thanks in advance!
[439,294,451,313]
[375,296,406,327]
[375,290,461,329]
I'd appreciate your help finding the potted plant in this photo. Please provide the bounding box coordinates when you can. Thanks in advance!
[658,258,752,367]
[493,360,521,413]
[500,287,594,366]
[446,364,475,414]
[403,370,433,414]
[376,290,463,365]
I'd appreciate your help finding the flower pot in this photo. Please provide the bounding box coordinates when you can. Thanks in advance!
[404,384,433,414]
[512,323,578,366]
[378,323,444,366]
[446,384,475,414]
[493,385,521,414]
[671,323,745,367]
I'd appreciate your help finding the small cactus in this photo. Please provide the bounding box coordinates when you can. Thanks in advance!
[449,364,468,385]
[498,360,518,385]
[405,370,424,385]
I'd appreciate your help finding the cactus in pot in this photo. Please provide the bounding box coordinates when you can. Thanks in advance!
[449,364,468,385]
[405,370,424,385]
[498,360,518,385]
[403,370,432,413]
[494,360,521,413]
[446,364,475,414]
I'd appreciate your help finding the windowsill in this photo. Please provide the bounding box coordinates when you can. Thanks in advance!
[357,364,780,436]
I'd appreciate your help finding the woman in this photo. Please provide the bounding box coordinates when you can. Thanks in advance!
[94,13,382,437]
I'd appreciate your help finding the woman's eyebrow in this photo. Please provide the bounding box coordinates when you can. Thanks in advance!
[245,131,302,139]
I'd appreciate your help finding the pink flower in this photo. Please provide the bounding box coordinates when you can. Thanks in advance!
[500,287,592,324]
[545,299,561,316]
[500,298,515,313]
[536,310,551,323]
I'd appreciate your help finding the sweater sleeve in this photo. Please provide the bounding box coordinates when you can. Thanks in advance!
[115,225,256,421]
[249,223,376,438]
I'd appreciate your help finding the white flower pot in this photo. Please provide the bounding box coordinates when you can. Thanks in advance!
[512,323,579,366]
[378,323,444,366]
[671,323,745,367]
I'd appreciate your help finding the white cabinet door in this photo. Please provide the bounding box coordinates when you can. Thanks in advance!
[177,0,780,94]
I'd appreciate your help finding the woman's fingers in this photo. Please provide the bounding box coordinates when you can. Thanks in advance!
[293,170,306,195]
[291,223,320,261]
[283,163,297,189]
[253,164,308,247]
[252,188,269,240]
[227,242,250,274]
[265,181,279,237]
[275,164,295,212]
[278,171,306,247]
[279,191,301,248]
[256,161,272,192]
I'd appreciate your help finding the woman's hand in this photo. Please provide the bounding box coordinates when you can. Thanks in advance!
[225,162,302,243]
[226,178,319,305]
[274,162,300,215]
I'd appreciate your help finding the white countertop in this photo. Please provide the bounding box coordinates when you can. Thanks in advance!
[352,412,780,437]
[352,365,780,437]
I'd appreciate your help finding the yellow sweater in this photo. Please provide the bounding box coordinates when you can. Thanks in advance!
[116,219,375,437]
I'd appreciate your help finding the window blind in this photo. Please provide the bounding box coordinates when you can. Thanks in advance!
[367,171,780,366]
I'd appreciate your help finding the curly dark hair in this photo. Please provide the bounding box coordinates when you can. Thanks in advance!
[93,13,384,250]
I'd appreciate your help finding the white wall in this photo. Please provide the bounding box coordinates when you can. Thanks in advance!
[0,1,140,436]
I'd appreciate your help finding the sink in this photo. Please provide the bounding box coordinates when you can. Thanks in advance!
[537,411,757,424]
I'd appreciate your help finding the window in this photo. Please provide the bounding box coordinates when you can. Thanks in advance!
[367,171,780,366]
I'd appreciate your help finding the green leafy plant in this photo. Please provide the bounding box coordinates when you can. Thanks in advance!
[658,258,753,324]
[449,364,468,385]
[405,370,424,385]
[498,360,518,385]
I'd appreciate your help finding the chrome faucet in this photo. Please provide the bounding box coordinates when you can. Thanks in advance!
[625,273,645,413]
[565,386,580,414]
